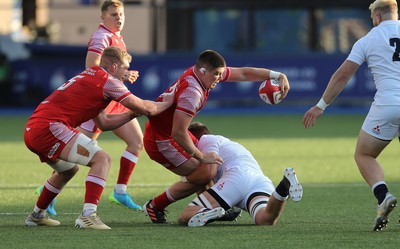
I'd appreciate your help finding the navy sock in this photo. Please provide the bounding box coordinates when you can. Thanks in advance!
[275,176,290,198]
[373,184,388,205]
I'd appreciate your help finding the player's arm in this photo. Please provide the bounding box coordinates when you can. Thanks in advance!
[85,51,101,68]
[319,60,359,106]
[172,111,223,164]
[120,94,173,117]
[228,67,290,99]
[172,111,199,158]
[93,109,137,131]
[303,60,359,128]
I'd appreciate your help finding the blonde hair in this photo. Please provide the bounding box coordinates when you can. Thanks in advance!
[369,0,398,13]
[101,0,124,12]
[100,46,132,67]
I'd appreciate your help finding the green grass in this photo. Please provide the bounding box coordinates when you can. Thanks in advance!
[1,114,400,248]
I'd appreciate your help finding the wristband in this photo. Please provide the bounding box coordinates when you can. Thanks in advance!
[269,70,281,80]
[197,153,204,162]
[189,149,203,161]
[316,98,329,111]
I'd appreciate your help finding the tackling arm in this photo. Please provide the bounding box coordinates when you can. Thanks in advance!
[93,110,137,131]
[120,94,173,117]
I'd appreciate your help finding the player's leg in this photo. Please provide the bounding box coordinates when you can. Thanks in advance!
[26,161,79,227]
[33,122,101,216]
[179,170,248,227]
[60,133,112,229]
[355,105,399,231]
[355,130,396,231]
[35,174,58,216]
[178,191,225,227]
[250,168,302,225]
[24,123,79,226]
[143,136,217,223]
[108,119,143,210]
[250,195,285,226]
[144,158,217,223]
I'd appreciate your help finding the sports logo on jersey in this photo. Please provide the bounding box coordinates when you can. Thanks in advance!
[217,181,225,191]
[372,125,381,135]
[48,142,60,158]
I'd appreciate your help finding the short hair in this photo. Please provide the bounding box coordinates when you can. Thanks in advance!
[100,46,132,67]
[196,50,226,70]
[369,0,398,13]
[188,122,211,140]
[101,0,124,12]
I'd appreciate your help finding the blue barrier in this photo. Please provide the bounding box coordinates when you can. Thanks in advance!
[10,44,375,108]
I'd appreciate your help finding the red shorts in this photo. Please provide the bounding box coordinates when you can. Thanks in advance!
[79,100,128,133]
[144,130,198,170]
[24,121,78,163]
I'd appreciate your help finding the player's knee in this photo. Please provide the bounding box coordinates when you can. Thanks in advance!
[178,214,188,226]
[127,141,144,154]
[255,215,277,226]
[90,151,112,168]
[186,165,214,185]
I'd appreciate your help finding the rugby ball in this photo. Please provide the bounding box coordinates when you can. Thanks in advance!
[258,79,282,105]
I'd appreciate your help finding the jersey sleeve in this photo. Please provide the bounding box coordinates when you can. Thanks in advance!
[88,31,110,55]
[346,38,366,65]
[175,79,203,117]
[103,77,132,102]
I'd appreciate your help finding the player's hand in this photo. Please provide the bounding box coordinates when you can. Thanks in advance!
[123,70,139,84]
[278,73,290,100]
[201,152,223,165]
[303,106,324,128]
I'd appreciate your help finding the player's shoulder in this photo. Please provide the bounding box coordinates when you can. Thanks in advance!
[91,25,113,40]
[200,134,225,143]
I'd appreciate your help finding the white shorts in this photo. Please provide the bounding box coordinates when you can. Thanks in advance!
[362,103,400,141]
[210,167,275,212]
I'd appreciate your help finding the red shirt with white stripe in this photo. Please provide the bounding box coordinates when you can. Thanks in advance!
[144,66,231,142]
[87,24,126,55]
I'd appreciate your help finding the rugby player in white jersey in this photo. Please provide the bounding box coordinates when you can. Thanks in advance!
[178,122,303,227]
[303,0,399,231]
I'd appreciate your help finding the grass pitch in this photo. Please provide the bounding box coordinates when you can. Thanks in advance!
[1,113,400,248]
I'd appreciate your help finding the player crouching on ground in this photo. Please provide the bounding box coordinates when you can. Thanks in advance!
[178,122,303,227]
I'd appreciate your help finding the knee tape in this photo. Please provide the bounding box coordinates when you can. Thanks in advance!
[67,134,102,166]
[248,196,269,223]
[189,193,213,209]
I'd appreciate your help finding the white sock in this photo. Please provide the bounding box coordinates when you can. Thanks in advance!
[115,184,127,195]
[82,203,97,216]
[273,191,288,201]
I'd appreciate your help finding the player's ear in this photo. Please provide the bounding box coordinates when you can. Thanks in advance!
[111,62,118,71]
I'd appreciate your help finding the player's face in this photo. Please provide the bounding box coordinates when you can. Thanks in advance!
[102,6,125,33]
[204,67,225,90]
[114,59,130,80]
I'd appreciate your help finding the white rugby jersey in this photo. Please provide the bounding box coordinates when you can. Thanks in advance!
[197,134,265,181]
[347,20,400,105]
